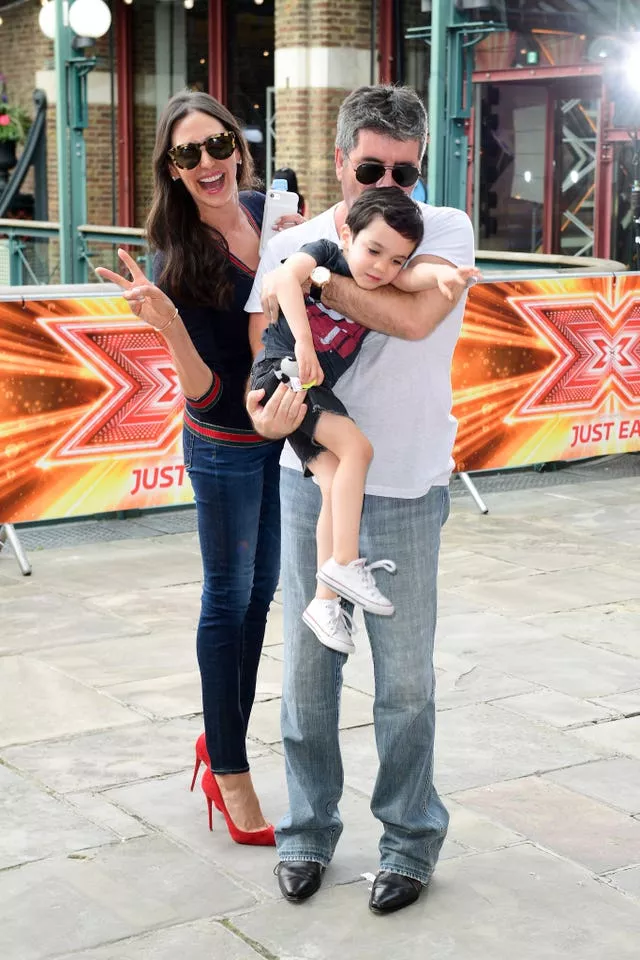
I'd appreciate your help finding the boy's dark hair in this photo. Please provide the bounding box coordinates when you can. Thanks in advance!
[345,187,424,248]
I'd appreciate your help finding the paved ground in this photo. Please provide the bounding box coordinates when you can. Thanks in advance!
[1,459,639,959]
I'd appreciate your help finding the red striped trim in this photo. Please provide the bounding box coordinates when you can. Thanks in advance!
[228,250,256,276]
[227,198,261,276]
[242,202,261,237]
[184,410,267,446]
[188,375,222,409]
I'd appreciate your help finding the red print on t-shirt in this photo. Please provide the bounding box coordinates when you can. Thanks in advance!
[306,303,368,360]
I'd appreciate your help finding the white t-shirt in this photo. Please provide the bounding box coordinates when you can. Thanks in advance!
[245,202,475,499]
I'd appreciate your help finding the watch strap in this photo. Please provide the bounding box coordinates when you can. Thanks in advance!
[308,281,324,303]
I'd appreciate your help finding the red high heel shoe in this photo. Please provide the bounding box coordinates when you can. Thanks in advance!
[201,768,276,846]
[190,733,210,792]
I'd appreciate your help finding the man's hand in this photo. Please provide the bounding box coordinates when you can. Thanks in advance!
[294,339,324,387]
[246,383,307,440]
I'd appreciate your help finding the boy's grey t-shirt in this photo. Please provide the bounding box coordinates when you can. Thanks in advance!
[246,202,475,499]
[261,239,367,389]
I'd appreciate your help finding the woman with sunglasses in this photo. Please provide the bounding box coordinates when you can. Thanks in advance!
[97,91,306,846]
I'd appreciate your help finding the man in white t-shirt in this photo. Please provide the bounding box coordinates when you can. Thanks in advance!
[245,85,475,915]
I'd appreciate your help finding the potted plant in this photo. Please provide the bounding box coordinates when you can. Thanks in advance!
[0,74,31,186]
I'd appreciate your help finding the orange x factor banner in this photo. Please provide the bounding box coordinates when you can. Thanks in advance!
[0,293,191,523]
[453,271,640,472]
[1,272,640,522]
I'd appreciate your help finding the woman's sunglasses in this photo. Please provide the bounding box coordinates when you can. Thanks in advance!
[168,131,236,170]
[352,160,420,188]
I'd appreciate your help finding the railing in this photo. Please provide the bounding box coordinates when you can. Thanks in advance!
[0,218,629,288]
[0,219,152,286]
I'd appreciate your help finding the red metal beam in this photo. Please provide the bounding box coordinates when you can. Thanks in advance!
[115,0,135,227]
[472,64,603,84]
[378,0,395,84]
[208,0,227,105]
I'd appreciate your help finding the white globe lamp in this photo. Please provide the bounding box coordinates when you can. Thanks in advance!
[68,0,112,40]
[38,1,69,40]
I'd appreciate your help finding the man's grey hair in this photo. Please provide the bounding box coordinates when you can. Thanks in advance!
[336,85,428,161]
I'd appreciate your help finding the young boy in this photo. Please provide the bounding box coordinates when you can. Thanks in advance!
[250,188,478,654]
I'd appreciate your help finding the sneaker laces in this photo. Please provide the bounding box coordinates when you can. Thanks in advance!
[356,558,397,599]
[328,603,357,638]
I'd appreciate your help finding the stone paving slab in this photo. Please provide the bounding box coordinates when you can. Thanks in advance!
[50,919,265,960]
[0,538,202,596]
[232,844,640,960]
[452,564,640,618]
[608,865,640,898]
[465,635,640,698]
[453,775,640,873]
[2,473,640,959]
[524,601,640,659]
[0,656,141,747]
[1,717,206,793]
[495,689,617,728]
[34,629,199,687]
[0,765,115,870]
[569,715,640,759]
[104,672,202,720]
[593,688,640,714]
[88,581,202,629]
[0,592,148,655]
[546,757,640,815]
[0,836,256,960]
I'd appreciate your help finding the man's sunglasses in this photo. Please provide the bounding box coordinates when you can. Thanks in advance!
[168,131,236,170]
[352,160,420,188]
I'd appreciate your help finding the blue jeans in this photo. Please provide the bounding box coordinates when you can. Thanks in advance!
[184,428,282,774]
[277,467,450,884]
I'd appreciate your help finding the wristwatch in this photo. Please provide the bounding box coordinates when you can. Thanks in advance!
[309,266,331,303]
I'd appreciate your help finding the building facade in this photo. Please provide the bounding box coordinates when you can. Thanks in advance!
[1,0,640,265]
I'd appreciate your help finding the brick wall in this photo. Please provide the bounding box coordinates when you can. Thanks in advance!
[274,0,372,216]
[275,0,371,49]
[132,1,157,227]
[1,1,118,227]
[0,2,50,200]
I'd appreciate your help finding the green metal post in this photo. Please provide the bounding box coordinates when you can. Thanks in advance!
[427,0,451,208]
[69,55,94,283]
[8,234,24,286]
[445,27,469,212]
[54,0,72,283]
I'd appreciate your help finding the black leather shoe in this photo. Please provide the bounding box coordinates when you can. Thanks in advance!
[276,860,325,902]
[369,871,424,914]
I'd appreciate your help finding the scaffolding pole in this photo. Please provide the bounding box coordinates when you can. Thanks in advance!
[0,524,32,576]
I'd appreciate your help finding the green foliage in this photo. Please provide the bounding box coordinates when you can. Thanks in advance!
[0,75,31,144]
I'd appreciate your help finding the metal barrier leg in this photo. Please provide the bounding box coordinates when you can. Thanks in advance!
[457,472,489,514]
[0,524,32,576]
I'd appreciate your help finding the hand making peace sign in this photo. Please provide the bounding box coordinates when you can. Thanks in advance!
[95,248,179,332]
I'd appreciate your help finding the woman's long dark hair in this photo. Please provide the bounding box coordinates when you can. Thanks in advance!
[146,91,256,309]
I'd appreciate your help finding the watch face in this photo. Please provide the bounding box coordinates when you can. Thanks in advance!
[310,266,331,285]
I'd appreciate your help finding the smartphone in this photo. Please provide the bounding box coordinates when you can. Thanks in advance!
[259,188,299,254]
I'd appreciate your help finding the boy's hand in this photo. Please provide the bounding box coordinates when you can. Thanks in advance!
[295,339,324,387]
[260,266,289,322]
[436,265,482,302]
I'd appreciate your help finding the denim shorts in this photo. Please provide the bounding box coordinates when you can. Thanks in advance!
[251,355,352,474]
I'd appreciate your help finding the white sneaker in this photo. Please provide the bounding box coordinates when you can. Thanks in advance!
[316,557,396,616]
[302,598,357,655]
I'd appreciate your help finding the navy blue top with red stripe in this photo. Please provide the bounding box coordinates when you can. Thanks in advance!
[153,190,268,446]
